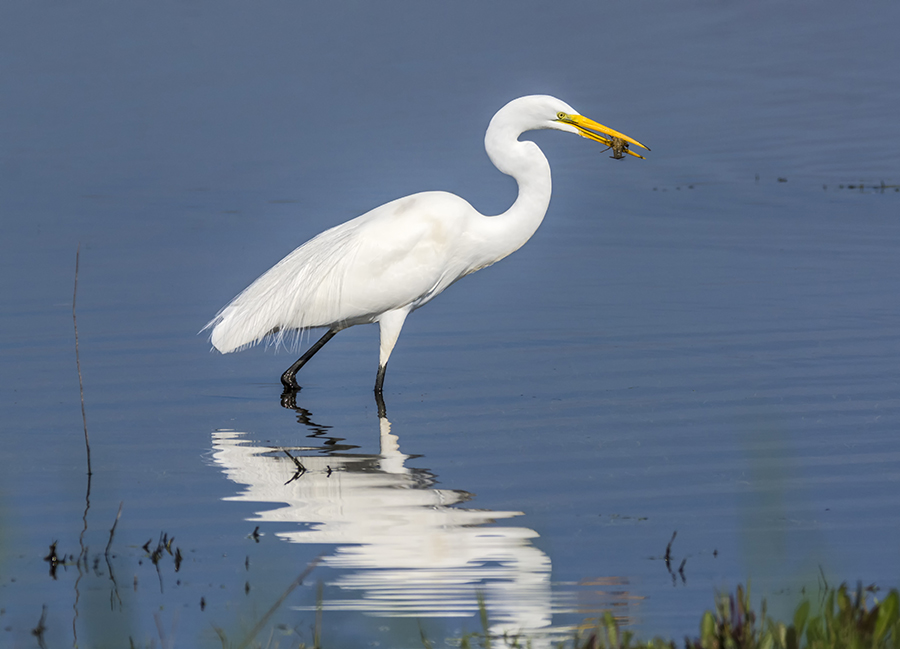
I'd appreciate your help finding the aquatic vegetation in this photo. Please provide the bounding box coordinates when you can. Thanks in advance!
[437,583,900,649]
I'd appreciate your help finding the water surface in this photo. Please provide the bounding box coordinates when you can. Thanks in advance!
[1,1,899,646]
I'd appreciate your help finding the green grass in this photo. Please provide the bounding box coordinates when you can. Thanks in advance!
[120,581,900,648]
[433,583,900,649]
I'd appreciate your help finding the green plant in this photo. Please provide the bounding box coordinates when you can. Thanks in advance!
[457,583,900,649]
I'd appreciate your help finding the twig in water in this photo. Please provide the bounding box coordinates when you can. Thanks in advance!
[31,605,48,649]
[664,530,677,570]
[105,502,124,556]
[73,244,92,476]
[234,555,323,649]
[283,449,307,485]
[43,542,60,579]
[106,502,125,609]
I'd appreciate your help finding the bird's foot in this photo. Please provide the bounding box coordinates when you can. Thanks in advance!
[280,387,300,410]
[280,372,300,389]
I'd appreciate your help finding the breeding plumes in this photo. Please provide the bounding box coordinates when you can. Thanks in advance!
[205,95,648,394]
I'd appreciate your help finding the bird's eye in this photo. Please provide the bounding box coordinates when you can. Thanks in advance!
[556,112,567,120]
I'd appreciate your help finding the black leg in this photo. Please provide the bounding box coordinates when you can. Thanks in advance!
[280,390,299,410]
[374,364,387,396]
[280,328,338,390]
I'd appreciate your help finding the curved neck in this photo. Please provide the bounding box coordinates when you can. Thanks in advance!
[479,118,552,263]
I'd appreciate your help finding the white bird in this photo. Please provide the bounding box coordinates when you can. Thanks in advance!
[205,95,648,394]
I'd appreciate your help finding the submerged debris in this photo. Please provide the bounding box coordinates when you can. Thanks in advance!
[31,605,48,646]
[43,542,60,579]
[664,530,677,569]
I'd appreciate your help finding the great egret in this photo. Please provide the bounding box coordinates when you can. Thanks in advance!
[205,95,648,394]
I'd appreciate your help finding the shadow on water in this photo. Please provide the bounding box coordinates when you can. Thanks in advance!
[210,389,642,644]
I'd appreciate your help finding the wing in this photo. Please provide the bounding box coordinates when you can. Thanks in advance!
[206,192,480,353]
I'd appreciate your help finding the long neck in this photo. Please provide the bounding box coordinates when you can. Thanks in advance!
[478,119,552,264]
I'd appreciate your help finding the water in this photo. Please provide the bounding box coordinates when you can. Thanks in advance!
[2,1,899,647]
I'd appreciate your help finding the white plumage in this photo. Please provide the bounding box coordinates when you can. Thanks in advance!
[204,95,647,394]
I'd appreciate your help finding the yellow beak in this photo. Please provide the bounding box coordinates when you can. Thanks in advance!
[556,113,649,159]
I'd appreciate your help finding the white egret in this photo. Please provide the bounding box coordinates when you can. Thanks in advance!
[205,95,648,394]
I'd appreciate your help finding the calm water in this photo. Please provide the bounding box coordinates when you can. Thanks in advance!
[2,2,899,647]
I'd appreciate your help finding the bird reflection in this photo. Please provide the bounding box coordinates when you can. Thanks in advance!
[210,398,554,637]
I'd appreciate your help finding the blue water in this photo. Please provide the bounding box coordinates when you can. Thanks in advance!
[2,2,899,647]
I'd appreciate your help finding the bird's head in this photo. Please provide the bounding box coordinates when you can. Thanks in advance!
[498,95,650,160]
